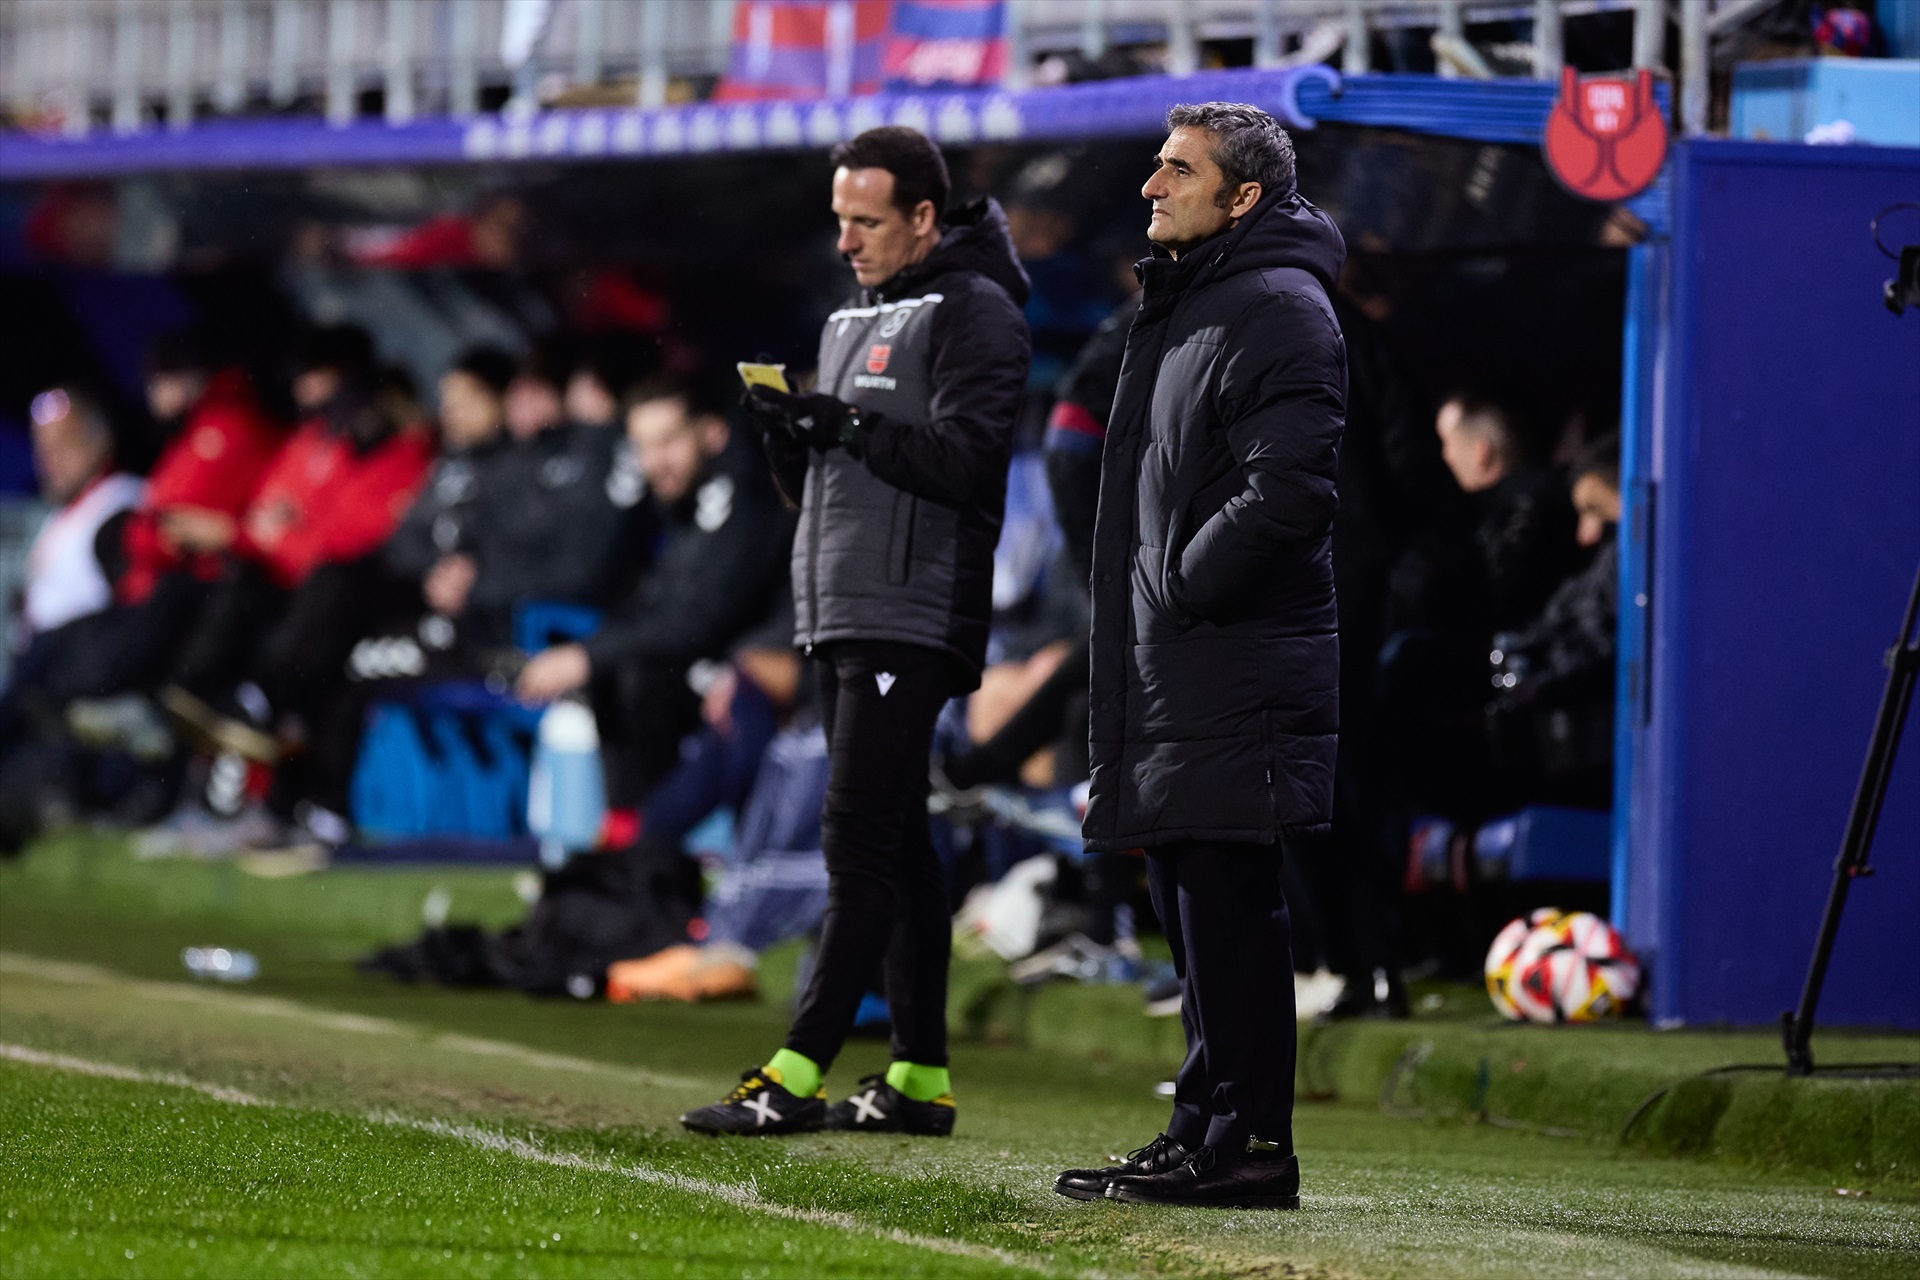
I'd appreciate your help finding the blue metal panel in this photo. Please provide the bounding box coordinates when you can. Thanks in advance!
[1645,139,1920,1029]
[1731,59,1920,147]
[1613,236,1666,939]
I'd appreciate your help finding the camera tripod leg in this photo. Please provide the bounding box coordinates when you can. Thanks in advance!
[1782,559,1920,1076]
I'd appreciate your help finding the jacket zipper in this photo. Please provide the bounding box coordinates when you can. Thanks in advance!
[805,436,823,654]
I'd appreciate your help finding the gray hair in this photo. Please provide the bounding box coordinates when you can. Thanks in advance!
[1164,101,1297,202]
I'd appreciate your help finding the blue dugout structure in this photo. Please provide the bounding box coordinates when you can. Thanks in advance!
[4,68,1915,1028]
[1619,140,1920,1032]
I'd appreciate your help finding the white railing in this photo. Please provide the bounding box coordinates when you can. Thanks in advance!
[0,0,1769,138]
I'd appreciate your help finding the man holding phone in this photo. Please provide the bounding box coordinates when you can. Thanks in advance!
[680,126,1030,1137]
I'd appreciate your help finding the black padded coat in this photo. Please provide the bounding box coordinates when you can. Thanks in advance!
[1083,190,1347,851]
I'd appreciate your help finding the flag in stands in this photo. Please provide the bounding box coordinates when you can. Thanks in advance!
[884,0,1008,89]
[716,1,892,101]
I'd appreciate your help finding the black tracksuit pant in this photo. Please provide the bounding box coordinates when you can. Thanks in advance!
[785,640,955,1070]
[1147,840,1297,1155]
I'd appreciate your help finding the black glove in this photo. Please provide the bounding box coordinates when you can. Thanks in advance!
[743,387,877,457]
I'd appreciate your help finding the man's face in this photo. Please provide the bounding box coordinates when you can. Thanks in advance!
[630,397,726,504]
[293,366,342,414]
[145,371,203,425]
[505,375,563,442]
[437,370,503,451]
[1142,127,1260,256]
[31,393,108,506]
[832,167,936,289]
[564,370,618,427]
[1435,399,1505,493]
[1572,472,1622,547]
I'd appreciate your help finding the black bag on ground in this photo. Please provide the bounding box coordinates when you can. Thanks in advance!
[358,840,699,997]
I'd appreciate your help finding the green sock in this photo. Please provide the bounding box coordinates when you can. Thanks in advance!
[885,1061,952,1102]
[763,1049,822,1098]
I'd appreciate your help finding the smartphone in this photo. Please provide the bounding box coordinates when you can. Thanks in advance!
[736,362,790,394]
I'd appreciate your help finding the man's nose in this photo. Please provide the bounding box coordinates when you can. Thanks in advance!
[837,227,860,255]
[1141,169,1167,200]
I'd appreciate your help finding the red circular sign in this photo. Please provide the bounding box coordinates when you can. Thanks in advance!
[1543,67,1668,203]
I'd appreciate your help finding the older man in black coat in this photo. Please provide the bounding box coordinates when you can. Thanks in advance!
[1054,103,1346,1210]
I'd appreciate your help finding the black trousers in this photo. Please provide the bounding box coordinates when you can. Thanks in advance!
[1147,840,1297,1155]
[785,640,955,1070]
[591,656,702,811]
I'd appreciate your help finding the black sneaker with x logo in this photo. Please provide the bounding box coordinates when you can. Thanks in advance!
[822,1075,956,1136]
[680,1068,826,1136]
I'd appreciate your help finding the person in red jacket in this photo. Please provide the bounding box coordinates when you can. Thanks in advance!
[120,332,287,607]
[160,355,433,768]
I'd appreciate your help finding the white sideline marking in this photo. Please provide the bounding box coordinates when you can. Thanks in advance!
[0,952,703,1090]
[0,1042,1066,1276]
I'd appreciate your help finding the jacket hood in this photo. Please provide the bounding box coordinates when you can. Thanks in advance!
[1138,189,1346,295]
[878,196,1032,307]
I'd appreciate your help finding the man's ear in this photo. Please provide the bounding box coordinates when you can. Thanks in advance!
[911,199,939,237]
[699,415,731,456]
[1228,181,1263,220]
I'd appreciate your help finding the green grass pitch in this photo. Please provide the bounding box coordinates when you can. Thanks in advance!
[1,833,1916,1278]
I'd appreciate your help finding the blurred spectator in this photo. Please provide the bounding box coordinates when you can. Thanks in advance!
[1308,284,1466,1020]
[1434,392,1577,633]
[16,389,143,643]
[347,196,527,271]
[119,331,286,608]
[564,333,655,431]
[517,375,795,809]
[158,345,433,774]
[384,347,516,634]
[463,345,640,627]
[0,387,144,852]
[1485,433,1621,809]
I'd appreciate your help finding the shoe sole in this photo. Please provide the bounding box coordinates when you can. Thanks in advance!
[1106,1189,1299,1209]
[1053,1181,1110,1201]
[160,687,282,763]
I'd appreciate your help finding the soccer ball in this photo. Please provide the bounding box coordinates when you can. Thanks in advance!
[1493,909,1641,1023]
[1484,908,1563,1020]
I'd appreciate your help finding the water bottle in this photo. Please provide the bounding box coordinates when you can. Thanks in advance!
[181,947,259,983]
[527,700,606,870]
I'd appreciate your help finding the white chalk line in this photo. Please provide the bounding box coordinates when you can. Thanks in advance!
[0,1041,1079,1277]
[0,951,704,1091]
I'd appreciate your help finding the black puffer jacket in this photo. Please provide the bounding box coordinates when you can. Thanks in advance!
[1084,191,1347,851]
[469,421,642,617]
[775,199,1031,687]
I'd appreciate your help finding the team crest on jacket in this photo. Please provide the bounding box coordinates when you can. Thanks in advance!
[866,344,891,374]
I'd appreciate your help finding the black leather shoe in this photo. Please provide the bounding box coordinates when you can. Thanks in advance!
[1054,1133,1192,1201]
[1106,1143,1300,1209]
[822,1076,955,1135]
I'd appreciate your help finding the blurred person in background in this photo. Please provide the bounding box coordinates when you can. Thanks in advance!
[154,336,433,830]
[0,387,144,852]
[1307,266,1467,1022]
[1059,103,1343,1211]
[515,374,793,813]
[56,334,288,747]
[1433,393,1576,634]
[4,388,143,716]
[680,125,1030,1139]
[465,343,640,624]
[1375,392,1578,824]
[381,346,518,647]
[1484,433,1621,810]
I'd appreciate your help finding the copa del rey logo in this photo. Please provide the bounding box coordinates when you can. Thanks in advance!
[1543,67,1667,202]
[866,344,891,374]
